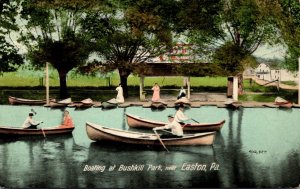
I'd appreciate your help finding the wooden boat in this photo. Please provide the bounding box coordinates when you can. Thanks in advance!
[274,97,293,108]
[175,98,191,109]
[8,96,54,105]
[86,122,216,146]
[224,99,242,109]
[151,101,167,109]
[68,98,94,109]
[102,101,118,109]
[44,98,72,108]
[126,113,225,132]
[0,126,74,137]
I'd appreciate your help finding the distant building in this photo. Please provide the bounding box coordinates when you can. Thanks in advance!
[254,62,298,83]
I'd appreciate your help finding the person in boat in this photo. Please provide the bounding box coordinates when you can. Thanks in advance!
[177,87,186,99]
[22,113,42,129]
[153,115,183,138]
[151,83,160,102]
[153,105,190,138]
[58,110,74,128]
[116,83,125,103]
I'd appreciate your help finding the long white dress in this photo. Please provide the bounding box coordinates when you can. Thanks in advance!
[116,86,124,103]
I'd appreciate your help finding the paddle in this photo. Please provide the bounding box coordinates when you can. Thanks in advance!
[154,130,169,152]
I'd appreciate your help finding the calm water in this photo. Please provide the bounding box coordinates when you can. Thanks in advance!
[0,105,299,188]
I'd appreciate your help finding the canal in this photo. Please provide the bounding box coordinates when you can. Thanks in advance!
[0,106,299,188]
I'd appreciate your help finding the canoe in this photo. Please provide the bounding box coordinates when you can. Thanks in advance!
[0,126,74,137]
[125,113,225,132]
[8,96,54,105]
[86,122,216,146]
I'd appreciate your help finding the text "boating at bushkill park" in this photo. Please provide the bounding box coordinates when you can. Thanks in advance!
[83,162,220,172]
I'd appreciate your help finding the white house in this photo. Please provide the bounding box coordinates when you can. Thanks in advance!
[255,62,298,83]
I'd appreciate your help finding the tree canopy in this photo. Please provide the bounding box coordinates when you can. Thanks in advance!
[0,0,23,73]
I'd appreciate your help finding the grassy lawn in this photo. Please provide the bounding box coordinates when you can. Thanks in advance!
[0,71,228,88]
[0,70,298,103]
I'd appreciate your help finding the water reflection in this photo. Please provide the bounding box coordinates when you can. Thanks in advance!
[86,142,218,188]
[0,106,300,188]
[0,135,89,188]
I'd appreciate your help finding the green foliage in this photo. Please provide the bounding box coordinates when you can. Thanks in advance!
[212,42,247,75]
[0,0,23,73]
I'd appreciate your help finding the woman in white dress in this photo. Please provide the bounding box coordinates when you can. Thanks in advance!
[116,84,124,103]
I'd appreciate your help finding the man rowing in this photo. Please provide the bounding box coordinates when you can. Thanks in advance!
[153,104,191,138]
[22,113,43,129]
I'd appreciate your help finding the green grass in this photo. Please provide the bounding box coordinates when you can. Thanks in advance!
[1,70,298,103]
[0,71,228,88]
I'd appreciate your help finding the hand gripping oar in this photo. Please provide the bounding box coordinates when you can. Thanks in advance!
[154,130,169,152]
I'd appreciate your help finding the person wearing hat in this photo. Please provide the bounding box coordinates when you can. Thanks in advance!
[22,113,42,129]
[153,110,188,138]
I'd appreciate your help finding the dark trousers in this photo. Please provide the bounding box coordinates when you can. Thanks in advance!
[25,125,38,129]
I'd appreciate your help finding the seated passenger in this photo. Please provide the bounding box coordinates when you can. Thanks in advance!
[58,110,74,128]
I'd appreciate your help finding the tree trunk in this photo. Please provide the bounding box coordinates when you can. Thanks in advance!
[118,68,131,98]
[58,70,69,99]
[237,73,243,95]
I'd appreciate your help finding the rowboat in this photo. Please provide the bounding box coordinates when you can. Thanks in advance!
[174,97,191,107]
[102,101,118,109]
[8,96,54,105]
[86,122,216,146]
[0,126,74,137]
[125,113,225,132]
[44,98,72,108]
[224,99,241,109]
[274,97,293,108]
[151,101,167,109]
[68,98,94,109]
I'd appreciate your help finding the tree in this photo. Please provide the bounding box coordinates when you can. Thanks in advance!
[19,0,92,98]
[189,0,277,74]
[79,0,175,98]
[260,0,300,71]
[0,0,23,73]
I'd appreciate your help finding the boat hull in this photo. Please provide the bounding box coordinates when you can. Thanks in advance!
[8,96,52,105]
[0,126,74,136]
[86,122,215,146]
[126,113,225,132]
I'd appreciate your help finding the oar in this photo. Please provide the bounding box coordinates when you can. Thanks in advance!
[31,108,37,115]
[191,118,199,123]
[39,122,46,138]
[154,130,169,152]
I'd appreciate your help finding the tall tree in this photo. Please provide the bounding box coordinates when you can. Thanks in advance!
[80,0,175,98]
[260,0,300,71]
[189,0,277,74]
[0,0,23,73]
[19,0,92,98]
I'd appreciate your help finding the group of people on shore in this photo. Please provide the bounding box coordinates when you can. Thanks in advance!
[22,82,190,138]
[151,83,187,102]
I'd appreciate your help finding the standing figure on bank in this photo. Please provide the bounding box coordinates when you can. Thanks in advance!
[58,110,74,128]
[177,87,186,99]
[116,84,124,103]
[151,83,160,102]
[22,113,42,129]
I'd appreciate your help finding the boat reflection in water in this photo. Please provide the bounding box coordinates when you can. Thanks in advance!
[0,106,300,188]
